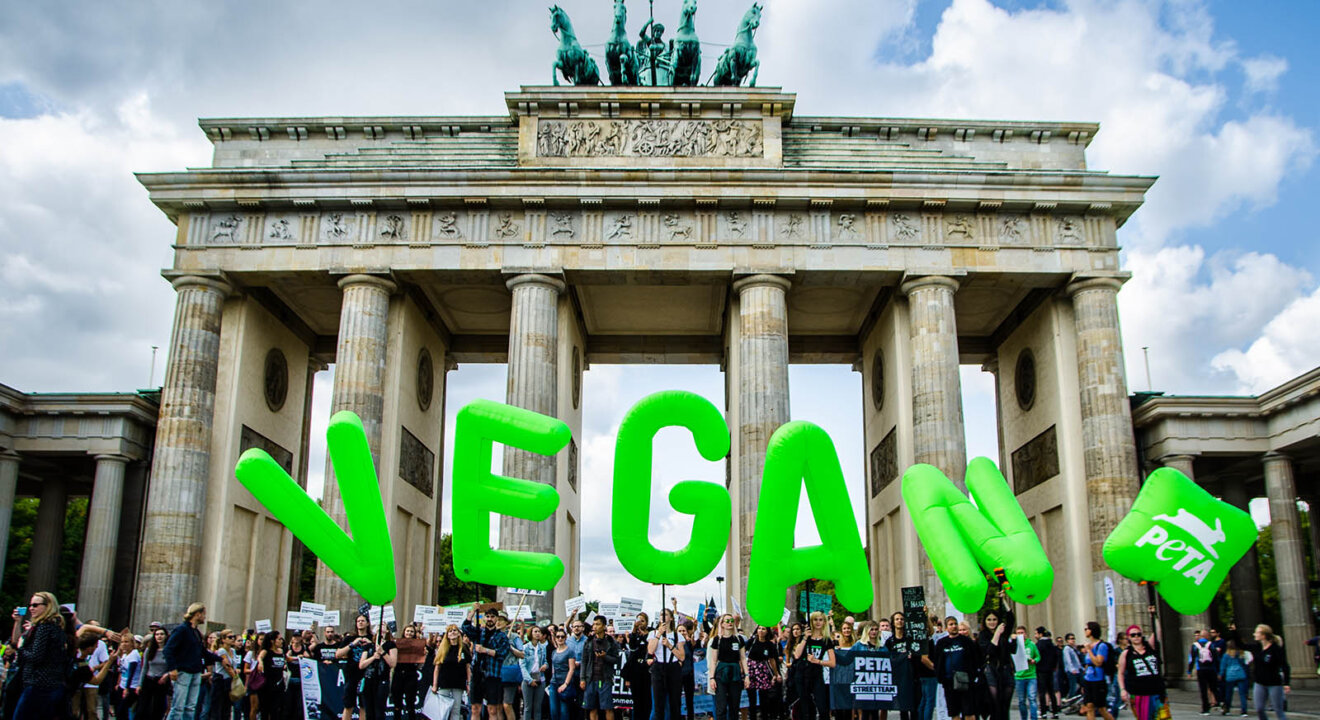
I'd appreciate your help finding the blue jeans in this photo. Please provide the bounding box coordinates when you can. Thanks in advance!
[919,677,939,720]
[1106,674,1121,718]
[549,687,573,720]
[14,685,66,720]
[167,671,204,720]
[1224,679,1249,714]
[1016,678,1038,720]
[1066,673,1080,698]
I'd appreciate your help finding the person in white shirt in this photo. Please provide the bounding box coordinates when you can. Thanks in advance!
[116,636,142,720]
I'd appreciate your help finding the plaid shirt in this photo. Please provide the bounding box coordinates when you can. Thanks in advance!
[463,620,510,676]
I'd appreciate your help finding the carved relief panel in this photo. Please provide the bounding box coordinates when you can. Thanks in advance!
[536,119,764,158]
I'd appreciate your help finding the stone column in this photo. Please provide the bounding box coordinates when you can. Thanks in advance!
[731,274,791,612]
[498,274,565,620]
[134,275,230,627]
[1221,481,1264,628]
[1306,493,1320,581]
[315,275,396,618]
[78,455,129,622]
[28,478,68,595]
[0,451,18,583]
[1162,455,1210,664]
[1263,453,1314,671]
[900,275,966,606]
[1067,276,1143,631]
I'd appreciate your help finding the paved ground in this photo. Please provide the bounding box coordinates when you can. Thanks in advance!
[1160,686,1320,718]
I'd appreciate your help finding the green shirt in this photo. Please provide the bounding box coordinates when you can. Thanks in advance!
[1015,637,1041,680]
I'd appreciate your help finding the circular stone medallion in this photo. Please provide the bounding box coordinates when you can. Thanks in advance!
[1015,348,1037,411]
[417,348,434,411]
[264,348,288,412]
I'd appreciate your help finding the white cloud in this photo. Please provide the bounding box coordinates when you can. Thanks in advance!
[1241,55,1288,94]
[1211,287,1320,393]
[1118,245,1313,394]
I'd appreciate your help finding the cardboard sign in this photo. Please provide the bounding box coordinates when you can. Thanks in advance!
[255,619,272,633]
[564,595,587,617]
[300,601,327,620]
[286,611,315,631]
[396,637,427,664]
[474,602,505,615]
[900,587,927,641]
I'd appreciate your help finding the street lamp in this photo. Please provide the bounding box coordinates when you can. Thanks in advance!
[716,576,725,612]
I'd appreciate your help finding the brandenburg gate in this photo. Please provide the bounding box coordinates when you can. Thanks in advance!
[133,84,1153,634]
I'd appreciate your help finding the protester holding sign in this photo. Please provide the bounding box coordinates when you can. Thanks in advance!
[795,611,836,720]
[888,611,935,720]
[336,614,377,720]
[1116,625,1164,720]
[649,609,686,720]
[285,632,310,720]
[393,624,424,720]
[707,614,749,720]
[359,627,398,720]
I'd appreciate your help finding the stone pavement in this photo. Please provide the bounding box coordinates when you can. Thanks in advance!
[1151,687,1320,718]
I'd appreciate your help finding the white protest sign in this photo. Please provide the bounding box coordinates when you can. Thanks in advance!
[300,602,327,620]
[255,619,272,633]
[598,603,621,626]
[564,595,587,617]
[731,596,742,617]
[286,611,315,631]
[618,597,644,625]
[323,610,340,627]
[781,608,791,625]
[443,606,469,625]
[414,605,439,623]
[369,605,396,624]
[508,588,549,597]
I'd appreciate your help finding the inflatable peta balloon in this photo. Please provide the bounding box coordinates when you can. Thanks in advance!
[747,421,871,627]
[902,458,1053,613]
[613,391,732,585]
[451,399,569,591]
[236,410,396,604]
[1103,467,1257,615]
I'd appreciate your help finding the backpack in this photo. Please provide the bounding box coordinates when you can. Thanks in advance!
[1099,642,1118,676]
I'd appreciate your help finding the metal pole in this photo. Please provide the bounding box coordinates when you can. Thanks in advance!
[1142,346,1153,391]
[149,345,159,387]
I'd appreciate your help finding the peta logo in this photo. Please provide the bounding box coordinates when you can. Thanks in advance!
[1152,509,1226,559]
[1103,467,1258,615]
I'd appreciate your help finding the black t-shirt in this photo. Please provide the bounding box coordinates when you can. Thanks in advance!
[747,639,778,663]
[437,645,470,690]
[889,636,934,678]
[1123,647,1163,696]
[711,636,743,664]
[317,637,347,663]
[263,651,286,686]
[935,634,980,683]
[800,635,834,681]
[344,636,374,678]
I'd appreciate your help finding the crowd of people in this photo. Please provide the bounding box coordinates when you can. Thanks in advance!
[0,589,1299,720]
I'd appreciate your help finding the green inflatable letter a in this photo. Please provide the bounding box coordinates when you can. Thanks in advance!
[747,421,872,627]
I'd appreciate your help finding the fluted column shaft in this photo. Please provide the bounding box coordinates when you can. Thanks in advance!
[134,275,230,626]
[1068,277,1143,630]
[498,274,565,620]
[1263,453,1313,671]
[901,276,966,608]
[316,274,396,618]
[732,275,791,611]
[28,478,68,595]
[1221,481,1263,628]
[0,452,18,583]
[1162,456,1211,660]
[79,455,129,622]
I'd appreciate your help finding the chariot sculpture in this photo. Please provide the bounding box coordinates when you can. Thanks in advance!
[550,0,761,87]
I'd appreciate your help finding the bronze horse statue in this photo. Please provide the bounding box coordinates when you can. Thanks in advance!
[710,2,761,87]
[550,5,601,86]
[605,0,638,86]
[670,0,701,87]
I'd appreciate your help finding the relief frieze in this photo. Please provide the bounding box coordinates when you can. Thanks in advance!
[536,118,764,158]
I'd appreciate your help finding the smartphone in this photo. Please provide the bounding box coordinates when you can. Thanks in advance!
[14,607,26,617]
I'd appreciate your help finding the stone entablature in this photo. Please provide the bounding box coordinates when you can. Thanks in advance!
[1133,366,1320,460]
[0,384,160,461]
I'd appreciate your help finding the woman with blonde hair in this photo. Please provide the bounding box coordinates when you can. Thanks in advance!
[9,590,69,720]
[434,624,473,720]
[708,614,749,720]
[1245,625,1290,720]
[794,611,836,720]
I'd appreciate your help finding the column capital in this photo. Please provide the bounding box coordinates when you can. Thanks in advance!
[0,449,18,464]
[899,274,960,296]
[731,273,791,294]
[1158,453,1198,465]
[505,273,566,294]
[168,273,233,297]
[1065,275,1126,297]
[337,273,398,294]
[1263,452,1292,467]
[91,454,131,465]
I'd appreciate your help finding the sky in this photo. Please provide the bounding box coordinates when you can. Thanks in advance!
[1,0,1316,617]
